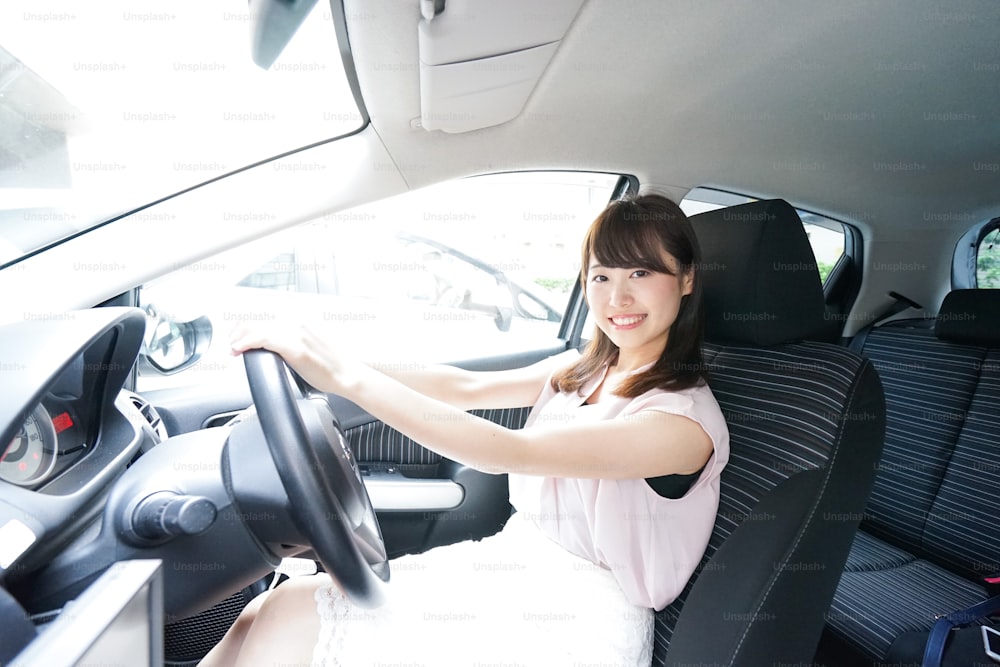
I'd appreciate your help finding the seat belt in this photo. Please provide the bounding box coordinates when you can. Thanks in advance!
[922,594,1000,667]
[848,291,923,353]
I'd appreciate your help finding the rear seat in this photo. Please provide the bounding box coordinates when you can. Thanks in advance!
[824,288,1000,661]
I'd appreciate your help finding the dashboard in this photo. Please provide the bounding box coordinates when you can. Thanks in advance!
[0,308,148,580]
[0,343,145,492]
[0,306,283,623]
[0,304,306,619]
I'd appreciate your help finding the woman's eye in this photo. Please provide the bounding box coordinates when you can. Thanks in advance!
[631,270,649,278]
[591,274,607,283]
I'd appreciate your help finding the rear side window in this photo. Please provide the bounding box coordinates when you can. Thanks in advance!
[977,228,1000,288]
[679,187,846,285]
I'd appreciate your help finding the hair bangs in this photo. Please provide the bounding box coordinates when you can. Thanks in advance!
[584,201,675,278]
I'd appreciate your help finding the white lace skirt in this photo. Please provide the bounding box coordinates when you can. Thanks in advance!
[311,511,653,666]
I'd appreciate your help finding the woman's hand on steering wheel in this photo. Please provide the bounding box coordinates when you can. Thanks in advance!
[230,322,362,398]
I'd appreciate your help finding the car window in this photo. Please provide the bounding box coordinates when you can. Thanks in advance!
[0,0,359,266]
[680,187,846,284]
[977,227,1000,288]
[136,171,620,390]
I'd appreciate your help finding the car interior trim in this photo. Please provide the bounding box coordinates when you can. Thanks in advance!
[364,473,465,512]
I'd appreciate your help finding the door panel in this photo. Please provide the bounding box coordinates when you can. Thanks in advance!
[351,406,533,557]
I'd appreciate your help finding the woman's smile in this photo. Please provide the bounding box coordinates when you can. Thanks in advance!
[608,314,647,329]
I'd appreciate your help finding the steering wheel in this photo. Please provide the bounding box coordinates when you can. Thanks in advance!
[243,349,389,608]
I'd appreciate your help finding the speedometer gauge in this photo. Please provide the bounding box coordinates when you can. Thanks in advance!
[1,405,58,486]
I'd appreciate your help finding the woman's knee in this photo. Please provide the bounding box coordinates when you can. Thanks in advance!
[255,575,327,623]
[230,575,327,664]
[229,589,270,635]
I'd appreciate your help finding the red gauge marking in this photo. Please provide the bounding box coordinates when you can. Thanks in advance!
[52,411,74,433]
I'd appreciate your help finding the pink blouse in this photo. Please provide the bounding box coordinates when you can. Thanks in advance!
[507,355,730,610]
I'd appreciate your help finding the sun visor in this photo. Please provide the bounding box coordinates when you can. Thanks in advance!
[417,0,584,133]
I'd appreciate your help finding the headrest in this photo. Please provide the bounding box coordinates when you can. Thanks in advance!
[934,289,1000,346]
[690,199,829,345]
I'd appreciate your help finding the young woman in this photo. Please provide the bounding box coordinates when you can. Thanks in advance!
[203,193,730,666]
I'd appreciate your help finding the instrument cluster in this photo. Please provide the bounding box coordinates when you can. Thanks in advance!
[1,401,86,488]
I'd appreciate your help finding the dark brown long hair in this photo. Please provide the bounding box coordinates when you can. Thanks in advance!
[552,193,707,397]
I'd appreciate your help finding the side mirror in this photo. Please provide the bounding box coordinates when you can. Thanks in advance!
[139,305,213,375]
[493,306,513,332]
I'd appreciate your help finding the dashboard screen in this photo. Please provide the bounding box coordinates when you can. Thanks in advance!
[10,559,164,667]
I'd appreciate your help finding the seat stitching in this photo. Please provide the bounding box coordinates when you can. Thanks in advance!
[727,355,869,663]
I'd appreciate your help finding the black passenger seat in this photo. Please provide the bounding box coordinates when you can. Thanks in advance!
[653,200,885,666]
[824,289,1000,662]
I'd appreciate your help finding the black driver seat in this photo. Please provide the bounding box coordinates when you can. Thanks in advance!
[651,199,886,665]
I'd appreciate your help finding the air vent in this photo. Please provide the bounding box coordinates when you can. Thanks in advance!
[123,390,170,443]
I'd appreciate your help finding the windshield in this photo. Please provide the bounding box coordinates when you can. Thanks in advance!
[0,0,361,265]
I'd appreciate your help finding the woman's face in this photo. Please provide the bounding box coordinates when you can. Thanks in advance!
[586,247,693,365]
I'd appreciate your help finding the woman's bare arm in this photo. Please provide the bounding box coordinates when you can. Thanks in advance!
[368,359,561,411]
[346,366,713,478]
[230,324,712,479]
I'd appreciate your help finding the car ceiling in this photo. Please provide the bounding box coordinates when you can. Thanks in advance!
[351,0,1000,237]
[2,0,997,324]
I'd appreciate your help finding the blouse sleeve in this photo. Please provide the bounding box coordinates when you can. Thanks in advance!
[624,383,730,496]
